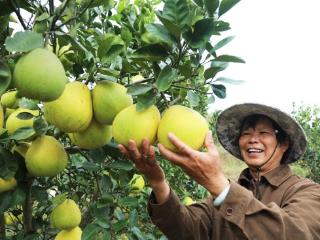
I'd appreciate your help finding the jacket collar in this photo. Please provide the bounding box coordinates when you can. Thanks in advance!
[238,164,293,187]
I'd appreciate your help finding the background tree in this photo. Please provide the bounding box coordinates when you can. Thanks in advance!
[0,0,244,239]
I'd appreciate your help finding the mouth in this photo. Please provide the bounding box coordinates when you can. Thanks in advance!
[246,148,264,154]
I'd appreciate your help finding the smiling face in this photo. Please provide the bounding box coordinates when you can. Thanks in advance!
[238,115,289,175]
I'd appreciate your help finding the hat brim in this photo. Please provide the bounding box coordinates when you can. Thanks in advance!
[216,103,307,164]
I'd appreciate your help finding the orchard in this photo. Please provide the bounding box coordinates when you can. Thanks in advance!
[0,0,244,239]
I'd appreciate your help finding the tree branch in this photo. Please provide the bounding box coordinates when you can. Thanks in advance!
[9,0,28,30]
[0,213,5,239]
[23,177,34,234]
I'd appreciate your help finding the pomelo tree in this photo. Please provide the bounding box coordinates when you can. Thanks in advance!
[0,0,244,239]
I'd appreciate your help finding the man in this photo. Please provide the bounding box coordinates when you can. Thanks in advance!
[119,103,320,239]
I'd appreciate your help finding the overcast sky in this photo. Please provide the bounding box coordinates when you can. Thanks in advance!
[211,0,320,114]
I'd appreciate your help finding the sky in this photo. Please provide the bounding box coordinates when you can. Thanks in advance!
[211,0,320,114]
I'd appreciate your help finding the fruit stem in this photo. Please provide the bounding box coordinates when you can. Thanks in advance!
[0,213,5,239]
[23,177,34,234]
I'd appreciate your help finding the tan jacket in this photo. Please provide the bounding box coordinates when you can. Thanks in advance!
[148,164,320,239]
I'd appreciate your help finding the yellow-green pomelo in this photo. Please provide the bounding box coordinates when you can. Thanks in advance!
[129,174,145,194]
[43,81,92,133]
[68,118,112,149]
[51,199,81,230]
[4,108,16,119]
[0,177,17,193]
[112,105,160,147]
[182,196,194,206]
[1,90,19,108]
[5,108,39,135]
[25,135,68,177]
[13,48,67,101]
[55,226,82,240]
[157,105,209,152]
[92,81,133,124]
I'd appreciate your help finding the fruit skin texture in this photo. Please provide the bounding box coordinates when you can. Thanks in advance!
[92,81,133,125]
[157,105,209,152]
[5,108,39,135]
[68,118,112,149]
[1,90,19,108]
[43,81,92,133]
[112,105,160,147]
[0,177,17,193]
[51,199,81,230]
[13,48,67,101]
[129,174,145,194]
[55,226,82,240]
[25,135,68,177]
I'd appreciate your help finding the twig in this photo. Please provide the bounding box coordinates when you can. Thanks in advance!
[0,213,5,239]
[23,177,35,234]
[9,0,28,30]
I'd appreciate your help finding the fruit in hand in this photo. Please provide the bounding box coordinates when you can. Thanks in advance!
[68,118,112,149]
[92,81,133,125]
[43,81,92,133]
[112,104,160,147]
[13,48,67,101]
[51,199,81,230]
[25,135,68,177]
[157,105,209,152]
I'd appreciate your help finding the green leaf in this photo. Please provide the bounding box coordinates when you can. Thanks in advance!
[215,55,245,63]
[109,161,133,171]
[204,0,219,16]
[5,31,44,52]
[82,224,99,240]
[10,188,26,207]
[204,62,228,80]
[117,0,130,13]
[186,91,200,107]
[156,14,181,41]
[97,33,125,60]
[128,209,138,227]
[212,36,235,51]
[192,0,203,8]
[18,97,39,110]
[131,226,145,240]
[136,90,157,111]
[112,219,128,232]
[183,18,215,48]
[33,117,48,136]
[82,161,100,171]
[218,0,241,17]
[211,84,226,98]
[215,77,245,85]
[0,61,12,95]
[0,192,13,213]
[0,146,18,179]
[156,66,178,92]
[9,127,36,141]
[16,112,34,120]
[127,84,153,96]
[145,23,175,45]
[130,44,169,61]
[119,196,139,207]
[162,0,190,28]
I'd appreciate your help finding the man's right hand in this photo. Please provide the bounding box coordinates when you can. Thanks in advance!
[118,139,170,204]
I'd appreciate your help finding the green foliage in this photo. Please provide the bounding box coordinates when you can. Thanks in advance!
[0,0,243,238]
[291,104,320,183]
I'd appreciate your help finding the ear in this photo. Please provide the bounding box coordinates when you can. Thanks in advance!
[279,138,290,153]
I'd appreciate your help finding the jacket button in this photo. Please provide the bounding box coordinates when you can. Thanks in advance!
[226,207,233,216]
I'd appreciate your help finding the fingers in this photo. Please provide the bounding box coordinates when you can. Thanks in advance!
[167,133,193,156]
[158,143,185,167]
[204,131,216,153]
[127,140,142,162]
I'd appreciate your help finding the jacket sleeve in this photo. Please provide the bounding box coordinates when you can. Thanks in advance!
[219,180,320,240]
[148,189,214,240]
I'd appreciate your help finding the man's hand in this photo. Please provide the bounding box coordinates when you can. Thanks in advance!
[118,139,170,203]
[158,131,229,197]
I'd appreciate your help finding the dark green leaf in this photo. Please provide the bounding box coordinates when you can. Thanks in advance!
[183,18,215,48]
[186,91,200,107]
[18,97,39,110]
[215,54,245,63]
[162,0,190,28]
[97,33,125,60]
[156,14,181,41]
[144,23,175,45]
[212,36,235,51]
[128,209,138,227]
[156,66,178,92]
[218,0,241,17]
[0,146,19,179]
[204,0,219,16]
[33,117,48,136]
[130,44,169,61]
[131,226,145,240]
[213,20,230,33]
[9,127,36,141]
[127,84,153,96]
[10,188,26,207]
[82,224,99,240]
[118,196,139,207]
[5,31,44,52]
[112,219,127,232]
[0,191,13,213]
[204,62,228,80]
[82,161,100,171]
[16,112,34,120]
[192,0,203,8]
[211,84,226,98]
[109,161,133,171]
[136,90,157,111]
[0,61,11,95]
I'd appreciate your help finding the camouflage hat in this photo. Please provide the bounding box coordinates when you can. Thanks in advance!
[216,103,307,164]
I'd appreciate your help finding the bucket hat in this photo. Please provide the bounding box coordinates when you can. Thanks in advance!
[216,103,307,164]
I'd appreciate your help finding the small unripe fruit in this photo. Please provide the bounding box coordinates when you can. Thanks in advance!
[51,199,81,230]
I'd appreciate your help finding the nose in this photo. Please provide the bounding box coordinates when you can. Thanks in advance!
[248,133,259,143]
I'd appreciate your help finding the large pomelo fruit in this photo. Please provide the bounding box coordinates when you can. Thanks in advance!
[112,105,160,147]
[25,135,68,177]
[5,108,39,135]
[43,81,92,133]
[13,48,67,101]
[92,81,133,124]
[157,105,209,152]
[55,226,82,240]
[50,199,81,230]
[68,118,112,149]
